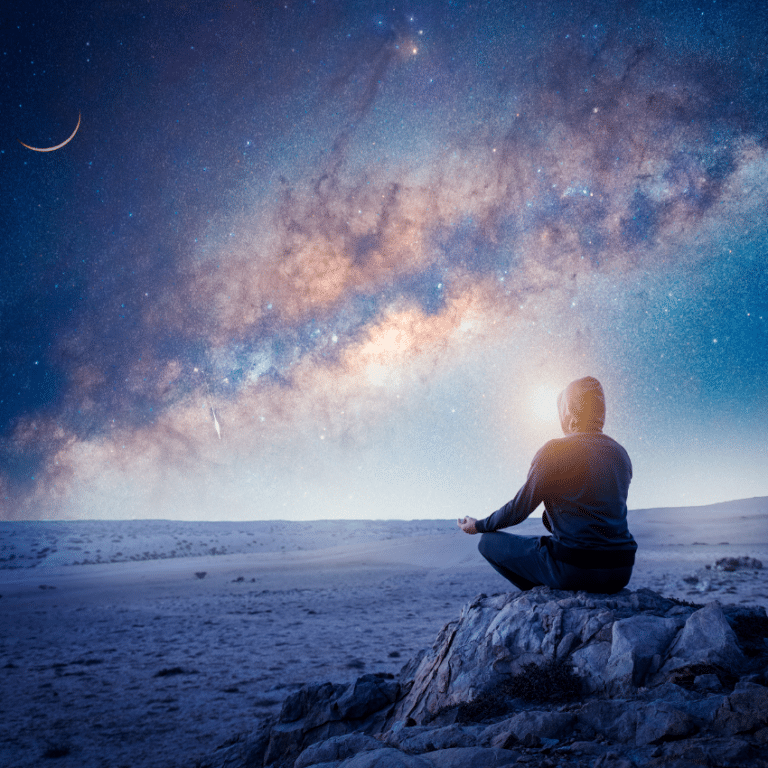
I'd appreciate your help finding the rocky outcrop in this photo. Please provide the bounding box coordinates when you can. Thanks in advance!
[675,555,764,599]
[211,587,768,768]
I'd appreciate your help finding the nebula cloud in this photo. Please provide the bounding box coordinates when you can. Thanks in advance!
[2,0,767,518]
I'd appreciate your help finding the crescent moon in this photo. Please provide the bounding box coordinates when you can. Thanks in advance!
[18,112,81,152]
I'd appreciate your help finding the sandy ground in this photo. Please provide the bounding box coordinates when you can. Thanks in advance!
[0,500,766,768]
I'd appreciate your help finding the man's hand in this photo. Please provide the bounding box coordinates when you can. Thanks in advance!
[457,516,478,535]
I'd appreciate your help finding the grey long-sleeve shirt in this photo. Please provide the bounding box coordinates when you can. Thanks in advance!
[475,431,637,553]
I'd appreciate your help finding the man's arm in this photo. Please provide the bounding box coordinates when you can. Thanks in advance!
[473,444,550,533]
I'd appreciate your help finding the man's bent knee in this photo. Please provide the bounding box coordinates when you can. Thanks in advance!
[477,532,493,557]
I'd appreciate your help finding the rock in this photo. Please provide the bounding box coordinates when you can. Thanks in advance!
[332,676,399,721]
[576,699,637,743]
[634,703,698,745]
[714,556,762,571]
[570,640,611,693]
[387,587,717,725]
[418,746,519,767]
[386,589,579,725]
[294,734,385,768]
[280,682,349,726]
[263,675,398,767]
[383,723,479,753]
[576,697,702,746]
[592,757,634,768]
[334,748,432,767]
[661,736,761,768]
[714,681,768,734]
[215,588,768,768]
[636,680,728,731]
[295,763,339,768]
[207,718,274,768]
[264,720,351,768]
[660,605,747,676]
[567,740,606,755]
[723,605,768,658]
[488,710,576,748]
[604,614,683,689]
[693,673,721,692]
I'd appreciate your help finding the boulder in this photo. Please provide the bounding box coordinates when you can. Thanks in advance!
[714,556,762,571]
[634,703,698,745]
[332,676,400,721]
[294,734,384,768]
[570,640,612,693]
[660,605,747,675]
[262,675,398,768]
[387,588,706,725]
[488,710,576,748]
[714,681,768,734]
[383,723,479,753]
[281,683,349,727]
[660,735,757,768]
[604,614,683,688]
[418,746,519,767]
[576,699,637,744]
[332,748,432,768]
[577,687,729,747]
[264,720,352,768]
[233,587,768,768]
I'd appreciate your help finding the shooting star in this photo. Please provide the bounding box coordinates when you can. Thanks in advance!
[195,368,222,440]
[211,406,222,440]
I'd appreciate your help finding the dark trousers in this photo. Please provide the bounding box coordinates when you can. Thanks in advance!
[478,531,632,594]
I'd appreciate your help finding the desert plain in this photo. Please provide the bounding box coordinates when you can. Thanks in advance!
[0,497,766,768]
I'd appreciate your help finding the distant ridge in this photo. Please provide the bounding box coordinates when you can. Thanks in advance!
[631,496,768,516]
[629,496,768,547]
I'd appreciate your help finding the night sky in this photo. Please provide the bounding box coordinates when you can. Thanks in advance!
[2,0,767,521]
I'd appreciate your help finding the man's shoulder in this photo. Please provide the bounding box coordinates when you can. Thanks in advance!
[533,436,578,464]
[537,432,629,457]
[590,431,630,457]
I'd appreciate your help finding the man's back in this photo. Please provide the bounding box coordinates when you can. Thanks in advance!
[534,431,635,551]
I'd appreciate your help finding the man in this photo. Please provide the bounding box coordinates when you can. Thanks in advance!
[458,376,636,594]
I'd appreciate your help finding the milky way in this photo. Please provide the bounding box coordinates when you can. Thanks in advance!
[2,0,767,520]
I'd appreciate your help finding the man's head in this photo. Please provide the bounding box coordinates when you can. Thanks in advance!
[557,376,606,434]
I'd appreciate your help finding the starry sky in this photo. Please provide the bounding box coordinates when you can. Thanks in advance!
[1,0,767,521]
